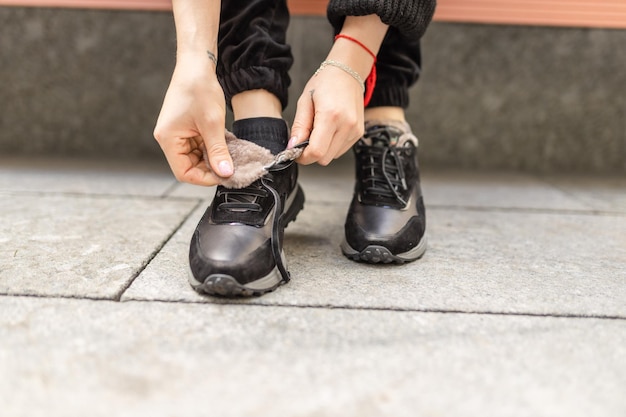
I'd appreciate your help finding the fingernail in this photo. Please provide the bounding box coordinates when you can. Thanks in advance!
[218,160,233,177]
[287,136,298,149]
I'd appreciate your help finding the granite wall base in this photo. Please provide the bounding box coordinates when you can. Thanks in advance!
[1,7,624,172]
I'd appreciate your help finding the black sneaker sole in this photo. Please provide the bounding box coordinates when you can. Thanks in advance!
[340,236,427,264]
[190,185,305,297]
[194,272,284,297]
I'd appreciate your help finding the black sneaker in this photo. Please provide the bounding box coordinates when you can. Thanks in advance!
[188,160,304,296]
[341,120,427,264]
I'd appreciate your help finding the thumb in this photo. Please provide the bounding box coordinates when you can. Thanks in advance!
[289,92,315,149]
[201,127,234,178]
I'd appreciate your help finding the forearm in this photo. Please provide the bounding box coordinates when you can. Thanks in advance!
[327,14,388,80]
[155,0,232,185]
[172,0,221,61]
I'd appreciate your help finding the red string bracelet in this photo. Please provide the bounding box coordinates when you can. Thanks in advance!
[334,34,377,107]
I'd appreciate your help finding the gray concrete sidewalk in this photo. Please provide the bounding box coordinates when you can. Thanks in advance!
[1,156,625,417]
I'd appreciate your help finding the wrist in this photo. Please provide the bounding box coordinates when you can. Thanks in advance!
[171,0,220,60]
[171,62,219,93]
[175,50,218,76]
[326,41,372,80]
[177,47,217,62]
[325,17,386,107]
[327,15,387,79]
[339,14,388,54]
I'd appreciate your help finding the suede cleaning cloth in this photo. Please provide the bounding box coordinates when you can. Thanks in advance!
[205,131,306,189]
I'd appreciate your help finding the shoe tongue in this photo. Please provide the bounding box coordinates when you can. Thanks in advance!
[362,121,419,149]
[361,134,393,148]
[227,193,256,204]
[373,135,393,147]
[220,183,260,206]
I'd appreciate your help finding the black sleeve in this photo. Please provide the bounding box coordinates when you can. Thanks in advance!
[327,0,437,39]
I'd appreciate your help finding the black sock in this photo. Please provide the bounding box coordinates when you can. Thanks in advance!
[232,117,289,155]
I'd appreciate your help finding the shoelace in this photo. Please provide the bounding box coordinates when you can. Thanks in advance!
[359,128,410,206]
[262,174,290,283]
[212,142,309,285]
[216,165,291,284]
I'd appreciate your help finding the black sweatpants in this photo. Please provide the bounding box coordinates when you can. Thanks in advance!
[217,0,422,110]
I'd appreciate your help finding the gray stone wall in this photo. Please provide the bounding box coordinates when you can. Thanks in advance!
[0,7,174,159]
[1,7,624,172]
[413,23,626,173]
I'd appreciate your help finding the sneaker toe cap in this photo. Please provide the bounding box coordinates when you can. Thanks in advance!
[189,225,275,285]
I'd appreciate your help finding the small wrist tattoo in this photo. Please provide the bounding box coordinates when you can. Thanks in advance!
[206,50,218,66]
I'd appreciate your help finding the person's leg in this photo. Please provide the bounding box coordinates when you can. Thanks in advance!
[219,0,292,154]
[188,0,305,297]
[218,0,291,112]
[342,28,427,263]
[366,27,422,113]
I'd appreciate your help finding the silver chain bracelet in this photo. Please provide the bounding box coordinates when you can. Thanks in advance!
[314,60,365,92]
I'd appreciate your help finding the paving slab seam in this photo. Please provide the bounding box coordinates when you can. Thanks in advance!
[0,189,203,202]
[0,292,119,302]
[113,199,205,301]
[2,294,624,321]
[430,204,626,217]
[159,180,183,198]
[119,298,626,321]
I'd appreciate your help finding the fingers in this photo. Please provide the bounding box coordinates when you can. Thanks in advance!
[292,68,366,166]
[296,112,334,165]
[197,114,233,178]
[153,75,231,187]
[154,101,231,186]
[297,105,364,166]
[289,89,315,150]
[154,134,222,186]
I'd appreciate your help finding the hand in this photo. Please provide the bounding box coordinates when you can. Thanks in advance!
[289,64,365,166]
[289,15,388,166]
[153,56,233,186]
